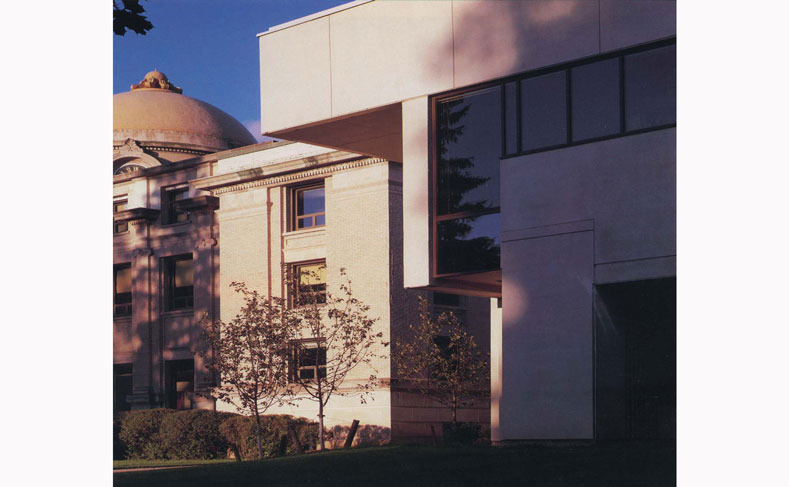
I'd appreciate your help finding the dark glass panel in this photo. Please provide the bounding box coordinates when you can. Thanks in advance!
[298,187,325,215]
[315,214,326,226]
[504,81,518,155]
[572,58,621,141]
[113,364,133,412]
[437,213,500,275]
[521,71,567,150]
[436,86,501,215]
[625,45,676,131]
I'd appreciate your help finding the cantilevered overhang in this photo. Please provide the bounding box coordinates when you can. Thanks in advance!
[264,103,402,163]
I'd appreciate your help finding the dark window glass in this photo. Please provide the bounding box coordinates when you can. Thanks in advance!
[295,186,326,229]
[572,58,621,141]
[114,264,132,318]
[504,81,518,155]
[521,71,567,151]
[163,188,189,225]
[165,255,193,311]
[625,45,676,131]
[292,262,326,306]
[436,86,501,215]
[291,341,327,382]
[113,364,133,412]
[437,212,500,275]
[114,200,128,234]
[165,360,193,409]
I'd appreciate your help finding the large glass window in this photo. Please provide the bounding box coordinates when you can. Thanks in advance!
[292,261,327,306]
[436,87,501,216]
[521,71,567,151]
[114,263,132,318]
[436,213,500,275]
[625,45,676,131]
[572,58,621,141]
[164,255,193,311]
[294,184,326,229]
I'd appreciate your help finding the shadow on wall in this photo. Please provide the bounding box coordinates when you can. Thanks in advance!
[428,1,591,86]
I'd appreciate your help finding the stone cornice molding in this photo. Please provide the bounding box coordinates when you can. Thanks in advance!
[174,195,219,215]
[211,157,387,195]
[115,207,161,224]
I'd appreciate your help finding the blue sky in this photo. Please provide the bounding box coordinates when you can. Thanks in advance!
[114,0,350,141]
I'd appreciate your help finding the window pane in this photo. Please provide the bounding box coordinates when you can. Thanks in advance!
[521,71,567,150]
[297,263,325,286]
[436,86,501,215]
[174,259,193,287]
[315,214,325,226]
[298,187,325,216]
[625,45,676,131]
[572,58,621,141]
[437,213,500,274]
[115,266,132,294]
[504,81,518,155]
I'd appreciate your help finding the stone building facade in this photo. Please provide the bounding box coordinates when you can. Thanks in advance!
[113,71,491,442]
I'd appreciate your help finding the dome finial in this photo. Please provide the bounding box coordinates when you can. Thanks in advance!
[130,70,183,94]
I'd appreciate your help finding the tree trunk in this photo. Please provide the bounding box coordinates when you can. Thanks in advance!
[318,407,325,451]
[255,414,263,459]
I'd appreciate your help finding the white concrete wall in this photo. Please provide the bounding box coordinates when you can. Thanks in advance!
[497,128,675,439]
[259,0,675,134]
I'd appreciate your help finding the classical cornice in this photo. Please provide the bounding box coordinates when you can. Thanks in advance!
[174,195,219,215]
[209,157,388,195]
[114,207,161,224]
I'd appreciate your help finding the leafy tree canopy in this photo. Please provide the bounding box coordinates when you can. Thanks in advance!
[113,0,154,36]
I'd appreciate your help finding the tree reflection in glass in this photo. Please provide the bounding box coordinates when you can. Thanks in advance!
[435,87,501,275]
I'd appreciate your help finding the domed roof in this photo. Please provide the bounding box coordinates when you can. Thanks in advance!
[114,70,257,153]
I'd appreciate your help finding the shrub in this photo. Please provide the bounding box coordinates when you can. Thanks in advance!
[441,422,483,446]
[113,412,127,460]
[118,409,176,459]
[219,415,320,460]
[160,410,238,459]
[326,424,391,449]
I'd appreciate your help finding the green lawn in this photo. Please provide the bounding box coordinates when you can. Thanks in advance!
[114,459,235,470]
[113,442,675,487]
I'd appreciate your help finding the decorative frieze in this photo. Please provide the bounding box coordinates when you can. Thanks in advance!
[213,157,387,195]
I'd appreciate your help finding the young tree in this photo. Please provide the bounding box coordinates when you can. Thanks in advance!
[289,267,387,451]
[200,282,299,459]
[394,297,489,423]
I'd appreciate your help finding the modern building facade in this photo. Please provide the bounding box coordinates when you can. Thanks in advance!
[113,70,491,442]
[256,0,676,441]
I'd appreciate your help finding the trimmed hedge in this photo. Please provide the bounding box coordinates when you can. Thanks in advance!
[114,409,320,460]
[220,414,320,460]
[160,410,238,459]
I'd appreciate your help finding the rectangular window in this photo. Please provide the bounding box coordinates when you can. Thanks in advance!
[433,292,461,308]
[625,44,676,131]
[571,58,621,141]
[293,184,326,230]
[114,263,132,318]
[164,255,193,311]
[291,261,327,306]
[165,359,194,410]
[290,340,327,382]
[521,71,567,151]
[163,187,189,225]
[436,213,500,275]
[113,363,133,412]
[114,199,128,234]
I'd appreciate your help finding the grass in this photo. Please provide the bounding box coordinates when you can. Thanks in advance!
[114,459,235,470]
[113,441,675,487]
